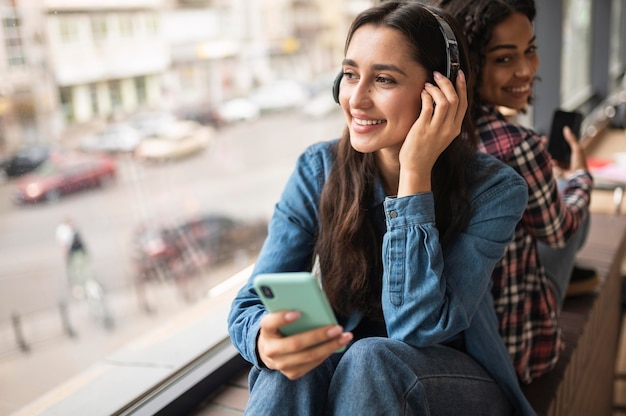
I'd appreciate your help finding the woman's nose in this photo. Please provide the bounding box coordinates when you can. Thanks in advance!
[515,57,536,78]
[349,81,372,108]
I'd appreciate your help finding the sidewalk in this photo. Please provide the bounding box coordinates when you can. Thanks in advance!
[0,261,247,416]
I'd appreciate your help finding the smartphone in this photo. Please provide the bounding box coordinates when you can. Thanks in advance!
[547,109,583,165]
[253,272,343,348]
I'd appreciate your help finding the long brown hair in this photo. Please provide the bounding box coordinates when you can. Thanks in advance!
[315,1,478,317]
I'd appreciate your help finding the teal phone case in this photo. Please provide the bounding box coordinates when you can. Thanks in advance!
[253,272,339,337]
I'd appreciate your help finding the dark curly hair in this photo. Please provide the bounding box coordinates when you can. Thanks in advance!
[437,0,536,118]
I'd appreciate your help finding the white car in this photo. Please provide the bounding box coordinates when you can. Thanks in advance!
[216,98,260,123]
[127,110,179,138]
[301,93,341,118]
[249,80,309,112]
[80,124,143,153]
[134,120,214,163]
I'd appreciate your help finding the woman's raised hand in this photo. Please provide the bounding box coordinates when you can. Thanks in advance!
[397,70,468,196]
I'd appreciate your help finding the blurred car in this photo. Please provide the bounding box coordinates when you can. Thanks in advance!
[175,106,224,129]
[0,145,57,180]
[301,93,341,118]
[249,80,309,112]
[79,124,143,153]
[126,110,179,138]
[132,214,267,282]
[133,120,213,163]
[12,152,116,204]
[215,98,260,124]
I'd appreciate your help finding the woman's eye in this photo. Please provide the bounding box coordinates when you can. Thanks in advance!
[495,55,512,64]
[526,45,538,55]
[344,72,357,80]
[376,76,394,84]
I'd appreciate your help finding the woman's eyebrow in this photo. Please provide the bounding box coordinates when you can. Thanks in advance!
[341,58,406,75]
[487,36,537,53]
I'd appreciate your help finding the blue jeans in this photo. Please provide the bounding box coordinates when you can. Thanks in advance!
[244,338,513,415]
[537,178,591,308]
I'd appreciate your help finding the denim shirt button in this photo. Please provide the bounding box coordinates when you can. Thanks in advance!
[389,211,398,218]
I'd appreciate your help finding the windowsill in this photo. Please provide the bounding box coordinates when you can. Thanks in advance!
[11,265,253,416]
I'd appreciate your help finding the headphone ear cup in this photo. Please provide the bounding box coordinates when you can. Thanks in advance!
[332,71,343,104]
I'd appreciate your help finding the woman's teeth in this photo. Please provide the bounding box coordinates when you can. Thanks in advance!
[354,118,386,126]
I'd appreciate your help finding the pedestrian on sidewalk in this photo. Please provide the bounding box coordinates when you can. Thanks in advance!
[55,217,113,329]
[56,217,88,297]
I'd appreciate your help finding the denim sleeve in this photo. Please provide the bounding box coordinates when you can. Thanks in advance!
[382,169,528,346]
[227,143,329,367]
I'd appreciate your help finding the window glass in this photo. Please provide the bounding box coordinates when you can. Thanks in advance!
[0,2,374,413]
[561,0,592,105]
[609,0,623,77]
[91,15,108,44]
[17,0,626,413]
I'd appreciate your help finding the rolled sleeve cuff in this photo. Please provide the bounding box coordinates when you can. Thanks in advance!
[383,193,435,227]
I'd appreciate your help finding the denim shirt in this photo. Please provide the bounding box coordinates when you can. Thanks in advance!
[227,140,535,415]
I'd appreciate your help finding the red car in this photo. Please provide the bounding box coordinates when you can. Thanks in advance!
[12,152,117,204]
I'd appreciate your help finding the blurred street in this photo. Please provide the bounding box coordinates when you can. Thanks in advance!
[0,109,345,414]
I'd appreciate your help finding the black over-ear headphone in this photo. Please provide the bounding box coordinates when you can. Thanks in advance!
[332,8,460,104]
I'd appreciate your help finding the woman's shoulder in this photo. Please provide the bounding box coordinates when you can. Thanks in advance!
[467,151,528,211]
[302,139,338,156]
[290,139,339,183]
[469,151,527,190]
[476,105,540,154]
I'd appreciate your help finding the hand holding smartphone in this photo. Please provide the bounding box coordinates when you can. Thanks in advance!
[547,109,583,166]
[253,272,346,352]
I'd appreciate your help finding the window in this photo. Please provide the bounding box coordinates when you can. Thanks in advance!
[2,11,25,66]
[609,0,624,77]
[118,14,133,38]
[135,76,147,106]
[58,17,80,44]
[561,0,593,106]
[143,13,158,35]
[59,86,75,121]
[89,83,99,116]
[108,79,122,112]
[5,1,623,414]
[91,15,108,44]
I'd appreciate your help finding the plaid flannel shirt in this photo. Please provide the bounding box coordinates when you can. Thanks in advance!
[476,105,594,384]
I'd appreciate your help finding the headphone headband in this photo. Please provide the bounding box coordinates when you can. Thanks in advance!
[332,5,461,104]
[426,8,460,85]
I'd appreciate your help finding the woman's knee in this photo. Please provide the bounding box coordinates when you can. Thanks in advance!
[341,337,404,363]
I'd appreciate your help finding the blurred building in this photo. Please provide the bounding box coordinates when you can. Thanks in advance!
[0,0,371,155]
[44,0,168,127]
[0,0,56,152]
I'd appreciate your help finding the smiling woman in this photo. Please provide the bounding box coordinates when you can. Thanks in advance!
[0,0,624,415]
[227,2,533,415]
[439,0,595,385]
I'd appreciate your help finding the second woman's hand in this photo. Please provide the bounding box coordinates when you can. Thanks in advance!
[256,310,353,380]
[562,125,588,173]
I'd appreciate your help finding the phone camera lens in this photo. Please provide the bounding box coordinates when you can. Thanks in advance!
[261,285,274,298]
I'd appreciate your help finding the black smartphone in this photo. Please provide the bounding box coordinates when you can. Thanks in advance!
[547,109,583,166]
